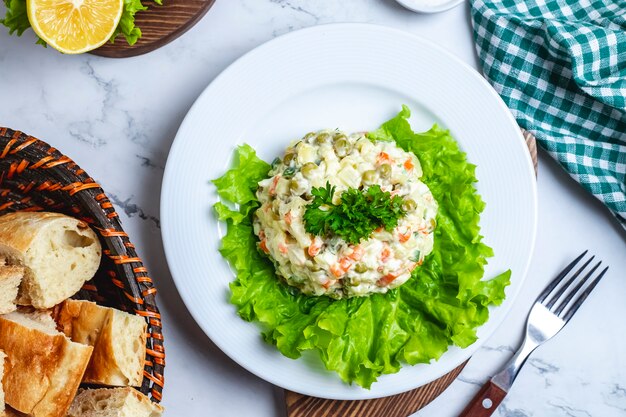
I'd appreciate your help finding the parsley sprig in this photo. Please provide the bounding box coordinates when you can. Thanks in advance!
[303,182,406,244]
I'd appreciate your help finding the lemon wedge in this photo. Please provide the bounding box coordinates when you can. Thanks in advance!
[27,0,123,54]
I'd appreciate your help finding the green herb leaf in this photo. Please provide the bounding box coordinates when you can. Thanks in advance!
[303,183,405,244]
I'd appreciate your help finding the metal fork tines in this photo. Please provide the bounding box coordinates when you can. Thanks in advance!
[537,250,609,323]
[491,250,609,391]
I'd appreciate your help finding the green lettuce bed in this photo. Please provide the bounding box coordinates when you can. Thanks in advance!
[213,106,510,388]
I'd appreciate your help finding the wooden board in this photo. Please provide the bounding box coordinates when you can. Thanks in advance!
[285,131,538,417]
[91,0,215,58]
[286,361,467,417]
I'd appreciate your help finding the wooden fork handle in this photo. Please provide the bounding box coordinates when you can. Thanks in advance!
[458,381,507,417]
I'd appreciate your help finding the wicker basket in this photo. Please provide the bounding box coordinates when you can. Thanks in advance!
[0,127,165,403]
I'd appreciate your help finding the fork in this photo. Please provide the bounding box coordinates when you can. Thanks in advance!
[459,251,609,417]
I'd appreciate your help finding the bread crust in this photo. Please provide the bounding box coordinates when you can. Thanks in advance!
[0,350,6,413]
[57,300,147,387]
[0,212,101,309]
[0,266,22,315]
[67,387,163,417]
[0,315,93,417]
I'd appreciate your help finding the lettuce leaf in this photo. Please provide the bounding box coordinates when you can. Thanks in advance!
[214,107,511,388]
[109,0,147,46]
[1,0,30,36]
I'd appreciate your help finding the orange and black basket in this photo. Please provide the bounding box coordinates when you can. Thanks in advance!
[0,127,165,403]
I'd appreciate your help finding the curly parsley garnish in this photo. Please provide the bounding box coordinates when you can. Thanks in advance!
[303,182,406,244]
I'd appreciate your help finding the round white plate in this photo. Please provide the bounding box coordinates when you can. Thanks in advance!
[161,23,537,400]
[395,0,464,14]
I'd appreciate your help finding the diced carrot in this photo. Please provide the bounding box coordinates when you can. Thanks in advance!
[278,242,288,255]
[269,175,281,196]
[348,245,364,261]
[378,272,398,286]
[404,158,414,171]
[398,229,411,243]
[285,211,292,225]
[330,263,346,278]
[374,226,384,233]
[417,224,429,235]
[381,246,391,262]
[339,257,353,270]
[258,230,266,240]
[259,239,269,254]
[322,280,335,289]
[377,152,391,165]
[308,238,322,257]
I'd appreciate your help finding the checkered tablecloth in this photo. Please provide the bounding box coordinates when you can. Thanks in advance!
[470,0,626,228]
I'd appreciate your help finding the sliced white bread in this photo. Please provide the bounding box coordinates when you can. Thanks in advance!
[57,300,147,387]
[67,388,163,417]
[0,311,93,417]
[0,212,102,309]
[0,350,6,413]
[10,306,58,332]
[0,266,23,315]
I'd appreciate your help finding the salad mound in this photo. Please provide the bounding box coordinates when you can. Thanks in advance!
[253,129,438,299]
[213,106,510,388]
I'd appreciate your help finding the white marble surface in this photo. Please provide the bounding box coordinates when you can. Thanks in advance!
[1,1,625,416]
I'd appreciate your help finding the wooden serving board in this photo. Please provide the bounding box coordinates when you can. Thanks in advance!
[91,0,215,58]
[286,131,538,417]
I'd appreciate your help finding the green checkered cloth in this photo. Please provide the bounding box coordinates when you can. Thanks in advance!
[470,0,626,228]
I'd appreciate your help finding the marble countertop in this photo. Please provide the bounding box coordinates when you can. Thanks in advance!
[1,1,625,416]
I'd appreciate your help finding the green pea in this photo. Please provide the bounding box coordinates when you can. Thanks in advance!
[271,157,281,169]
[303,132,316,141]
[289,179,300,191]
[333,137,349,157]
[283,152,296,165]
[283,167,296,178]
[379,163,392,178]
[355,263,367,273]
[310,263,321,272]
[315,133,331,144]
[301,162,317,178]
[362,170,377,184]
[402,199,417,212]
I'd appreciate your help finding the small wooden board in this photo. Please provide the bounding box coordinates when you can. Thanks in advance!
[91,0,215,58]
[285,131,538,417]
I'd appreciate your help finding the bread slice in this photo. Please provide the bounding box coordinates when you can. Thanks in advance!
[0,350,6,413]
[0,266,23,315]
[4,406,27,416]
[67,388,163,417]
[57,300,147,387]
[0,311,93,417]
[0,212,102,309]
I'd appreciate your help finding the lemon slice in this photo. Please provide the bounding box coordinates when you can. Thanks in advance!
[27,0,123,54]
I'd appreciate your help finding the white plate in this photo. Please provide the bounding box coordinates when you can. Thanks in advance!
[395,0,464,14]
[161,23,537,400]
